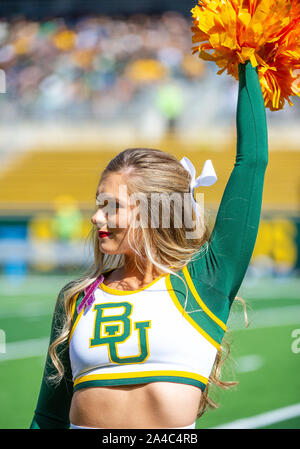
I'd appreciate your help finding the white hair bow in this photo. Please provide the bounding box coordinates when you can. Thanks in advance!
[179,157,217,222]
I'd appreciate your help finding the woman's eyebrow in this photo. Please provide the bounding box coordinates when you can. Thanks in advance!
[96,193,116,199]
[96,193,121,203]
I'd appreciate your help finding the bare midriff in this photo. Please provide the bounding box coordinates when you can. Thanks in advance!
[69,382,202,428]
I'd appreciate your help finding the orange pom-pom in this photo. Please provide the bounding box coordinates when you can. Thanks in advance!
[191,0,300,110]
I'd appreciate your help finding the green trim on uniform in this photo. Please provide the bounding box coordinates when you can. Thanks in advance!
[71,290,85,326]
[168,269,226,345]
[73,376,207,392]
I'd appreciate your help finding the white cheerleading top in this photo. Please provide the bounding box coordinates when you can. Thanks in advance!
[69,269,222,393]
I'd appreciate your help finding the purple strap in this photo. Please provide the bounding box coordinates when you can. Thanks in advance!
[77,274,104,315]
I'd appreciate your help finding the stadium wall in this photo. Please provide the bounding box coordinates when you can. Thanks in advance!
[0,213,299,277]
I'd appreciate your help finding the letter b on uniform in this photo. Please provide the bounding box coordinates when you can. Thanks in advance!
[90,302,151,364]
[90,302,132,346]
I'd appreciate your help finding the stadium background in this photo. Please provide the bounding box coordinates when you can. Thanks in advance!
[0,0,299,429]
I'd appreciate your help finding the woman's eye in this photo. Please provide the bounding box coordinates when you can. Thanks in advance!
[96,200,120,210]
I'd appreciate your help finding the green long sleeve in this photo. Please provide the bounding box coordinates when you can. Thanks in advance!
[30,290,74,429]
[186,61,268,327]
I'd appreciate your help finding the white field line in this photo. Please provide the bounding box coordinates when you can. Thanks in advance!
[239,278,300,301]
[234,354,264,373]
[0,302,53,318]
[0,337,49,362]
[228,305,300,331]
[212,403,300,429]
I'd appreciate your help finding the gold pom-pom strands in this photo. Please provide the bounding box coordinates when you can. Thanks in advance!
[191,0,300,110]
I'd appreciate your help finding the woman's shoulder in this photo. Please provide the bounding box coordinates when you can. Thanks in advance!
[54,280,84,318]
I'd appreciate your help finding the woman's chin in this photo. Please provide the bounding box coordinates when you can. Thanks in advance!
[98,245,114,254]
[98,241,119,255]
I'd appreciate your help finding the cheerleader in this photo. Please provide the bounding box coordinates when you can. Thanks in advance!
[30,0,299,429]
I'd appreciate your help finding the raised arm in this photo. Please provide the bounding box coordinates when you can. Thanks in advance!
[30,290,73,429]
[204,60,268,304]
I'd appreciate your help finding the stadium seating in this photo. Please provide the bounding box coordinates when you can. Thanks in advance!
[0,144,299,212]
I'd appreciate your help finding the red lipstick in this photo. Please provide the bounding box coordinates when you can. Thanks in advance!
[98,230,112,238]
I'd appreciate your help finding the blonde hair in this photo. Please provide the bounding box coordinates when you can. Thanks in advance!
[48,147,247,418]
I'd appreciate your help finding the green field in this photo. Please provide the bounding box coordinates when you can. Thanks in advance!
[0,274,299,429]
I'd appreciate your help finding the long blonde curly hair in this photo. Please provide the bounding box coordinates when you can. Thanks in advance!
[48,147,247,418]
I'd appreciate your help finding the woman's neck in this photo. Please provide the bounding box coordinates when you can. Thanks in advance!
[120,257,161,283]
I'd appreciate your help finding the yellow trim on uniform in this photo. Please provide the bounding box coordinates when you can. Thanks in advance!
[74,370,208,387]
[182,266,227,332]
[69,292,83,344]
[165,275,221,350]
[70,293,78,323]
[98,272,166,295]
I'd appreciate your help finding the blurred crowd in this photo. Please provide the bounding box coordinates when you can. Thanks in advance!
[0,13,201,123]
[0,12,299,128]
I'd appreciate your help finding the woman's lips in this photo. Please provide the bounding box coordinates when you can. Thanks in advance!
[98,230,112,238]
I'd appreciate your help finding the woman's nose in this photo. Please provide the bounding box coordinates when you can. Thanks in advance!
[91,209,105,227]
